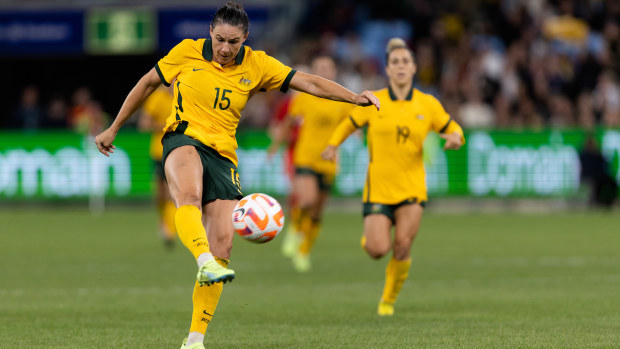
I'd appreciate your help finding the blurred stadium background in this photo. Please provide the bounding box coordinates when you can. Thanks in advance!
[1,1,620,348]
[1,0,619,208]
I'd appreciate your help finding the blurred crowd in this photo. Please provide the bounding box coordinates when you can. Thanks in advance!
[5,85,109,135]
[278,0,620,130]
[3,0,620,132]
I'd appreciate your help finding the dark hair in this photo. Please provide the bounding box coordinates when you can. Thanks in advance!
[212,2,250,34]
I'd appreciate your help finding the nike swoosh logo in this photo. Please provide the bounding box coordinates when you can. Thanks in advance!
[192,238,204,242]
[203,310,213,316]
[193,68,205,71]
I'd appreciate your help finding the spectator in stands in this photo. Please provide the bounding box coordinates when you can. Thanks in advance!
[458,79,495,129]
[43,95,69,129]
[9,85,43,130]
[73,100,109,136]
[68,86,93,129]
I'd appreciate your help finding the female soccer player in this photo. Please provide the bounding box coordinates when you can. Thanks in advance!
[322,38,464,316]
[94,3,379,348]
[270,56,353,272]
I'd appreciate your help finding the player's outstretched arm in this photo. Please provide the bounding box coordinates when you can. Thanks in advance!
[439,132,463,150]
[95,68,162,156]
[289,71,380,110]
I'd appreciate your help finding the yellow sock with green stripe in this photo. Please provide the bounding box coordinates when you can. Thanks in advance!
[175,205,211,259]
[381,257,411,304]
[187,258,229,345]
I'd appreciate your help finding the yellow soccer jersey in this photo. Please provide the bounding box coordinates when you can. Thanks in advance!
[142,87,173,160]
[328,87,464,204]
[155,38,295,165]
[289,93,354,175]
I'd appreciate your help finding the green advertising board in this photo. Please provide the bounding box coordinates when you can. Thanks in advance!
[0,130,619,200]
[0,131,152,200]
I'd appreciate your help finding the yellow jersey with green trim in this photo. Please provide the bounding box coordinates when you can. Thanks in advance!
[328,86,464,204]
[289,93,354,175]
[142,87,173,160]
[155,38,295,166]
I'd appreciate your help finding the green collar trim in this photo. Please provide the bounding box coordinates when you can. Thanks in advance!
[202,39,245,65]
[235,45,245,65]
[202,39,213,61]
[388,84,414,101]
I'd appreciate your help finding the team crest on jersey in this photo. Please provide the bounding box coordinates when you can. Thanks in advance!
[416,114,425,120]
[239,77,252,86]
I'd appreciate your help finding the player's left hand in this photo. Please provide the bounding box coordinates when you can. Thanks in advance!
[354,90,380,110]
[440,132,462,150]
[321,145,338,162]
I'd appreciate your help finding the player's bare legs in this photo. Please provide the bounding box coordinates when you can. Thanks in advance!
[377,203,423,315]
[165,145,234,285]
[177,199,240,347]
[362,214,392,259]
[165,146,203,209]
[294,187,330,271]
[295,174,319,212]
[166,146,235,348]
[393,204,423,260]
[289,173,319,271]
[202,199,238,260]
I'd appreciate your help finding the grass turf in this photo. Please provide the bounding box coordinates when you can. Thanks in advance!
[0,206,619,348]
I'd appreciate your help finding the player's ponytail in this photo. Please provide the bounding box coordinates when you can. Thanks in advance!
[385,38,414,64]
[212,1,250,34]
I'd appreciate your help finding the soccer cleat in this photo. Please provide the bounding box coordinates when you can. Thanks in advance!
[292,252,311,273]
[180,338,205,349]
[197,259,235,286]
[378,300,394,316]
[281,228,301,258]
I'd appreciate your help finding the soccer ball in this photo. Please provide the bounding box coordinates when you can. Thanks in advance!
[232,193,285,243]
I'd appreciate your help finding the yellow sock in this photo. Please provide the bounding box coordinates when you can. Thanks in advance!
[157,199,166,218]
[176,205,211,259]
[295,207,309,234]
[189,258,228,334]
[381,257,411,304]
[162,200,177,240]
[289,205,301,232]
[299,218,320,255]
[360,236,367,251]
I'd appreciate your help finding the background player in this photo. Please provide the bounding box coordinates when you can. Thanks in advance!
[270,56,353,272]
[138,85,177,247]
[323,38,464,316]
[94,3,380,348]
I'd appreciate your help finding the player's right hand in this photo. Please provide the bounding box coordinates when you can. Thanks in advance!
[354,90,380,110]
[94,128,118,157]
[321,145,338,162]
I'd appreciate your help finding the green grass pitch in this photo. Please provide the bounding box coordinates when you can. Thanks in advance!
[1,205,619,348]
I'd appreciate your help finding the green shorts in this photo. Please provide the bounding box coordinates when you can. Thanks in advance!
[162,132,243,205]
[363,198,426,224]
[295,167,334,192]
